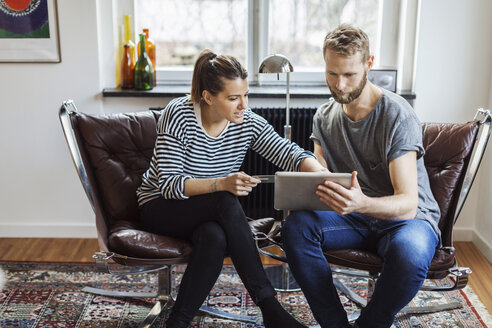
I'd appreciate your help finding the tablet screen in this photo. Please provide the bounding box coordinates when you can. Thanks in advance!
[274,171,352,211]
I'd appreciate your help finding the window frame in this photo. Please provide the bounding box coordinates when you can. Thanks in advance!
[117,0,419,92]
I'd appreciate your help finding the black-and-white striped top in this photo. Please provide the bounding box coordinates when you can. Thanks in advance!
[137,96,314,205]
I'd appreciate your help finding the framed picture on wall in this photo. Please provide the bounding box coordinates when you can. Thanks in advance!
[0,0,61,63]
[368,69,397,93]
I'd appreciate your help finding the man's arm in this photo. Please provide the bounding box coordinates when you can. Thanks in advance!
[317,151,419,220]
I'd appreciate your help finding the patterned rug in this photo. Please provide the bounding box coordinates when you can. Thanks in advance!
[0,262,490,327]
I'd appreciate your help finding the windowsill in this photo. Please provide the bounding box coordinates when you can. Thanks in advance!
[102,83,416,100]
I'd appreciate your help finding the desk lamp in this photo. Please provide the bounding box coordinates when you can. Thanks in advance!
[258,54,299,291]
[258,54,294,140]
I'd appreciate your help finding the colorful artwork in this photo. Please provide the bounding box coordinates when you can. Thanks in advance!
[0,0,59,62]
[0,0,50,38]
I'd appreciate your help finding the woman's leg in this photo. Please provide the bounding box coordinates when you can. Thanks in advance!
[208,192,306,328]
[166,222,227,328]
[140,192,305,327]
[140,192,275,303]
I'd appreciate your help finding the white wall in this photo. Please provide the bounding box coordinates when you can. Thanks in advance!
[413,0,492,261]
[0,1,491,261]
[0,1,102,237]
[473,57,492,262]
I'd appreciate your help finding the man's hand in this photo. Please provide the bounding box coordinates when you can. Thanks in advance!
[316,171,367,215]
[219,172,261,196]
[314,151,419,220]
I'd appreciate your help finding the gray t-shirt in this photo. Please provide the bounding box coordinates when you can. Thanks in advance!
[311,89,441,241]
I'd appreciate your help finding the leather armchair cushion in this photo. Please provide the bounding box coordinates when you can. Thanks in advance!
[248,217,276,248]
[324,246,456,278]
[324,249,383,273]
[248,217,275,235]
[421,122,477,244]
[108,220,192,259]
[76,111,162,226]
[107,217,274,260]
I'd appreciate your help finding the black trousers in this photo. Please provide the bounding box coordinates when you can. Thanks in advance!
[140,191,276,327]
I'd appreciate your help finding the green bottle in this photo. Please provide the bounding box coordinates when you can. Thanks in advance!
[134,33,154,90]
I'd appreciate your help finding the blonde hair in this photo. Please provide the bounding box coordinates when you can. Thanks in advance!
[323,24,370,62]
[190,49,248,103]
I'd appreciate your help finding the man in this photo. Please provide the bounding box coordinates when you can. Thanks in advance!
[283,24,441,328]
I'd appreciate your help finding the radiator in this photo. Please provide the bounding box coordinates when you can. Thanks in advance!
[239,107,318,220]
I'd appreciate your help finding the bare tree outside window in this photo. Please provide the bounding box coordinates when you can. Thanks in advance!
[136,0,247,67]
[269,0,380,71]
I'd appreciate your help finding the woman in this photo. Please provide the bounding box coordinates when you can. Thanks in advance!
[137,49,324,328]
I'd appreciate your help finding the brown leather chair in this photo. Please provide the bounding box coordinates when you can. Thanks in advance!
[59,100,275,327]
[258,109,491,317]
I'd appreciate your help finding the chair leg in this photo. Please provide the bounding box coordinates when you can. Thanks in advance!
[399,301,462,314]
[140,297,173,328]
[333,277,367,307]
[138,267,174,328]
[366,274,377,302]
[332,270,378,308]
[198,306,258,323]
[398,267,471,314]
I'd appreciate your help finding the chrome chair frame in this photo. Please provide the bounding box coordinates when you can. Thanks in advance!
[255,108,491,317]
[59,100,257,327]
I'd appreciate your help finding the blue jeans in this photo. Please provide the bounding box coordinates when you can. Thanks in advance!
[282,211,439,328]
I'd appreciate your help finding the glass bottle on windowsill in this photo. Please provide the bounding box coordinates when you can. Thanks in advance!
[121,44,135,89]
[138,28,156,85]
[134,33,154,90]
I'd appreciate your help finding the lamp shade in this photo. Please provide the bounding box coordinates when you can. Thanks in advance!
[258,54,293,74]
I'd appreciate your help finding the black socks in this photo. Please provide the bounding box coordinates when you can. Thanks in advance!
[258,296,306,328]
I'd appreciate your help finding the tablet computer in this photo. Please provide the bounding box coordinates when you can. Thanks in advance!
[274,171,352,211]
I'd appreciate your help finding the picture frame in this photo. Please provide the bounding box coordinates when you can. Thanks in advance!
[368,69,397,93]
[0,0,61,63]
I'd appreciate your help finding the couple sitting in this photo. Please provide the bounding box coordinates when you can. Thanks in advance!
[136,24,440,328]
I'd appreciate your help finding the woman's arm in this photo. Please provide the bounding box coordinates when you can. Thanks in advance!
[299,157,328,172]
[251,121,317,172]
[184,172,261,197]
[298,143,329,172]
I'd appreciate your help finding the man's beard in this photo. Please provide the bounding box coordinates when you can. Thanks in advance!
[328,70,368,104]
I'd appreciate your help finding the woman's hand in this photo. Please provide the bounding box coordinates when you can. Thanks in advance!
[218,172,261,196]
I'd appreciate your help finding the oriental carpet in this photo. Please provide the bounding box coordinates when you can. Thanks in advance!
[0,262,490,327]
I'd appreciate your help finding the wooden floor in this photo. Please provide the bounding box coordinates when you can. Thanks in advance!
[0,238,490,312]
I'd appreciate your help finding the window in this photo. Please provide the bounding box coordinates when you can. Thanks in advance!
[130,0,412,87]
[267,0,380,71]
[135,0,247,67]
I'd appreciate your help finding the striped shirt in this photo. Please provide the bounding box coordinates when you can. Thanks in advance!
[137,96,315,205]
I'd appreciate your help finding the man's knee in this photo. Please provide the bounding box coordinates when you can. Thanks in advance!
[384,221,438,275]
[283,211,310,237]
[282,210,317,251]
[192,222,227,252]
